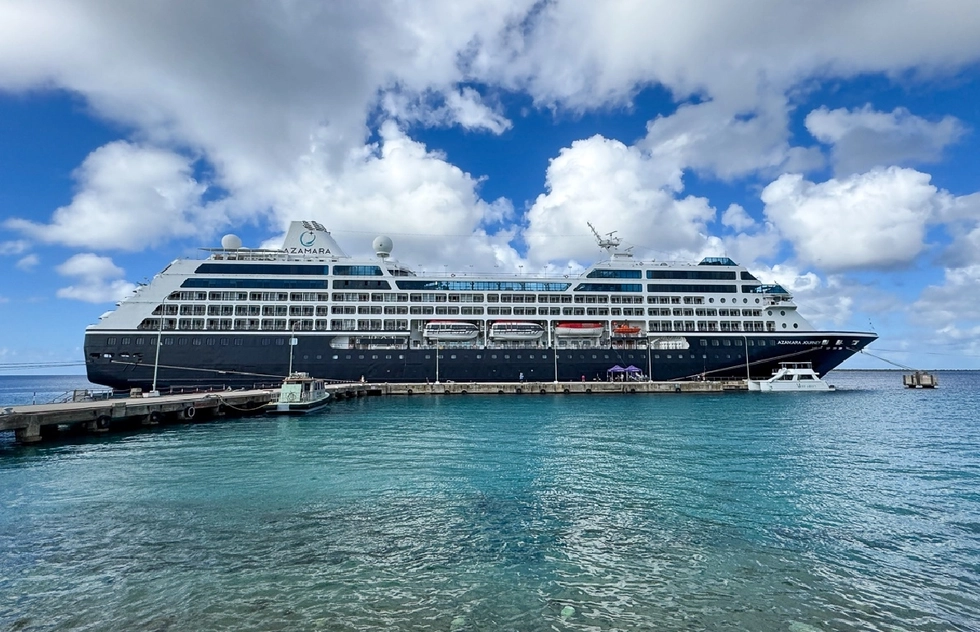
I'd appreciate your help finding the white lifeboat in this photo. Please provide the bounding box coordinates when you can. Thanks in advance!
[423,321,479,341]
[554,322,604,337]
[489,321,545,341]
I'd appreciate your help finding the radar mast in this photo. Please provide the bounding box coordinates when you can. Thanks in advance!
[588,222,631,259]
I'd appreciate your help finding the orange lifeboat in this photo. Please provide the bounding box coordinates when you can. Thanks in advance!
[613,323,641,335]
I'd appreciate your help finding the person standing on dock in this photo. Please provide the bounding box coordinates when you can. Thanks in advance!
[519,372,524,383]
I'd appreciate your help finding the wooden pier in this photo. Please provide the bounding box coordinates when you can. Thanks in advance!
[2,380,737,444]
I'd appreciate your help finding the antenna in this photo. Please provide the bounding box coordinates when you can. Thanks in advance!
[587,222,622,253]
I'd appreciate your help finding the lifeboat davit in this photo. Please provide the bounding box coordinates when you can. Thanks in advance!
[489,321,545,341]
[554,322,604,337]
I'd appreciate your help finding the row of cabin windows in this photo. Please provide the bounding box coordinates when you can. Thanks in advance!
[165,290,763,307]
[151,304,772,320]
[136,316,776,333]
[102,335,793,348]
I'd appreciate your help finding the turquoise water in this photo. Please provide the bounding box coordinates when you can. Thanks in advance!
[1,372,979,630]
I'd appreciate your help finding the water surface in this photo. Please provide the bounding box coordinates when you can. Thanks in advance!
[1,371,978,630]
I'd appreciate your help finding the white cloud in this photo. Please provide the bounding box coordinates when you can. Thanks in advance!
[15,254,39,271]
[640,98,824,182]
[382,87,513,134]
[524,135,715,264]
[483,2,980,109]
[720,204,755,231]
[0,239,29,255]
[55,252,136,303]
[6,141,211,251]
[910,265,980,357]
[761,167,948,271]
[806,105,966,175]
[268,121,519,270]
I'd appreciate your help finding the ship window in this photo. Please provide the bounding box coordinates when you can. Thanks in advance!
[372,355,378,359]
[723,340,731,346]
[647,269,736,280]
[333,265,383,276]
[491,355,497,359]
[183,278,330,290]
[262,339,270,345]
[735,339,743,346]
[587,269,642,279]
[192,339,202,345]
[358,355,364,359]
[107,337,117,346]
[504,355,510,359]
[700,340,707,346]
[793,323,799,328]
[782,323,787,328]
[654,354,660,359]
[758,340,766,346]
[450,355,456,359]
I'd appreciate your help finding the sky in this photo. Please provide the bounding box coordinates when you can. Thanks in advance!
[2,0,980,374]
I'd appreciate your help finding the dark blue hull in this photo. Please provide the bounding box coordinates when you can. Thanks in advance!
[84,331,877,391]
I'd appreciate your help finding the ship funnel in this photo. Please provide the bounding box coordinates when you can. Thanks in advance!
[280,221,349,258]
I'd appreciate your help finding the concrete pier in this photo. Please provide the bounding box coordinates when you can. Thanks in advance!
[382,379,744,396]
[1,380,736,444]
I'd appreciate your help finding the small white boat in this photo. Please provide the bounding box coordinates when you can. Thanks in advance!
[489,321,545,341]
[747,362,835,392]
[267,372,331,414]
[554,322,604,337]
[423,321,479,341]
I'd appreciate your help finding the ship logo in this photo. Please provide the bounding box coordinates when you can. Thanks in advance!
[299,231,316,247]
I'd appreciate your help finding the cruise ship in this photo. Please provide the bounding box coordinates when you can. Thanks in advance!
[84,220,877,389]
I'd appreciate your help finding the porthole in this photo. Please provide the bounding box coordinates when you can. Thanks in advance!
[743,298,748,303]
[793,323,799,329]
[709,298,714,303]
[720,298,726,303]
[755,298,760,304]
[780,310,786,316]
[781,323,787,329]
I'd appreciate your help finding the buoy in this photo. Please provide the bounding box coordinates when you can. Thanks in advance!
[560,605,575,620]
[96,415,111,429]
[182,405,196,420]
[149,411,162,423]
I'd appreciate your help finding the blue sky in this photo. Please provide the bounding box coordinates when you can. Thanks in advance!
[2,1,980,373]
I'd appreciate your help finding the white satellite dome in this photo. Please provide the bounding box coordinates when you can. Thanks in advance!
[372,235,393,258]
[221,234,242,250]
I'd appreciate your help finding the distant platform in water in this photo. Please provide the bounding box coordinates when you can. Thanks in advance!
[903,371,939,389]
